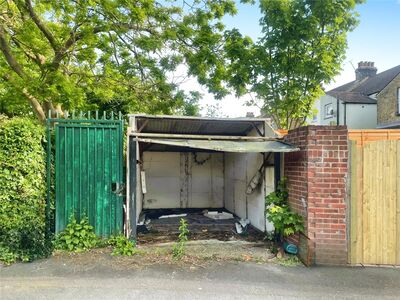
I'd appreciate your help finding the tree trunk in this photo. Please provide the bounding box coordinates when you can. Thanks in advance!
[21,88,46,122]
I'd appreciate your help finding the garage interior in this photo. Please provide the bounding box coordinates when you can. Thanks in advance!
[126,115,299,241]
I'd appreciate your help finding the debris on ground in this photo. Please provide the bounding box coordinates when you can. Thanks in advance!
[159,213,187,219]
[203,210,234,220]
[235,219,250,234]
[44,238,281,272]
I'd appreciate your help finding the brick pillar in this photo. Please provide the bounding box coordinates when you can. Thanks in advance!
[284,126,348,265]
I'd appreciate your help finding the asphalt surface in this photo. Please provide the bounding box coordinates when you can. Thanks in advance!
[1,259,400,299]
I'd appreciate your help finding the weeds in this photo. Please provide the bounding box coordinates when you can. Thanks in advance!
[172,218,189,259]
[54,216,99,252]
[266,178,304,238]
[277,255,301,267]
[108,235,138,256]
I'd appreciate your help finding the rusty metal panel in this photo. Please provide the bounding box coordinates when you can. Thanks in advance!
[137,138,299,153]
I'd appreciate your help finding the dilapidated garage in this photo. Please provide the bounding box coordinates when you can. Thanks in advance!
[126,115,298,240]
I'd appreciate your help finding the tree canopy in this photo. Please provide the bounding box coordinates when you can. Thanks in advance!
[0,0,238,121]
[220,0,363,129]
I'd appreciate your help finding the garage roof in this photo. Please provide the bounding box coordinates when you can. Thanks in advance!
[137,138,299,153]
[130,114,270,136]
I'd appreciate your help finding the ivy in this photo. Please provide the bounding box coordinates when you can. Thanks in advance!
[0,117,50,264]
[266,178,304,238]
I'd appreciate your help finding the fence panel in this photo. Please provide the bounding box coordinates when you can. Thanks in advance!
[350,140,400,265]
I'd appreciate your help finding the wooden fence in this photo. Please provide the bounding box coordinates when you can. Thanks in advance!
[349,139,400,265]
[349,129,400,146]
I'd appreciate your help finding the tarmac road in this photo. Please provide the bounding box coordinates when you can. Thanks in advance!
[1,259,400,299]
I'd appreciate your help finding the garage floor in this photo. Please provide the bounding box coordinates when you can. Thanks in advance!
[137,209,265,244]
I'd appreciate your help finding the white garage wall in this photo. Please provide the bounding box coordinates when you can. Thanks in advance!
[224,152,266,231]
[142,152,223,209]
[265,166,275,232]
[189,153,224,208]
[142,152,181,209]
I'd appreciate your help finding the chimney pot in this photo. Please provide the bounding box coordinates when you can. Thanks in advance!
[246,112,255,118]
[355,61,377,80]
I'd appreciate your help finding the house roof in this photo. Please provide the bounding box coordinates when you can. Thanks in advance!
[326,91,377,104]
[328,65,400,96]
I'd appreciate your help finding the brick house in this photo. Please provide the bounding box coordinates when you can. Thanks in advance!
[312,62,400,129]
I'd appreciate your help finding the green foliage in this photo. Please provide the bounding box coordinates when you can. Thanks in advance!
[0,0,238,120]
[108,235,137,256]
[220,0,363,129]
[172,218,189,259]
[0,246,18,265]
[266,178,304,237]
[54,216,99,252]
[0,117,50,264]
[277,254,301,267]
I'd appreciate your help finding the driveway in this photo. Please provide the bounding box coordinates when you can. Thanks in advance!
[1,257,400,299]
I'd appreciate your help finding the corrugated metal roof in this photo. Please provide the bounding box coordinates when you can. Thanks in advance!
[131,114,271,136]
[137,138,299,153]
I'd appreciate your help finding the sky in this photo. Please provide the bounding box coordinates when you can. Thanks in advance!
[182,0,400,117]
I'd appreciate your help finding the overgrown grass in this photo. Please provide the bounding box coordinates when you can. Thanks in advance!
[276,255,302,267]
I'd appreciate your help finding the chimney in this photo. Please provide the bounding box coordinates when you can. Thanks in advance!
[246,112,255,118]
[355,61,377,81]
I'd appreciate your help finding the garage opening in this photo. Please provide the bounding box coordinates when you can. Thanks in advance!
[126,115,299,242]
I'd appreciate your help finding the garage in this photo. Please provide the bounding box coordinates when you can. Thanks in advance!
[126,115,299,240]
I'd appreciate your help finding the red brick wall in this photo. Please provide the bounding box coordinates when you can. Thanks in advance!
[284,126,348,265]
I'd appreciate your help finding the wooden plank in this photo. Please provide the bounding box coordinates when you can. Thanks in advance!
[389,141,397,264]
[356,144,364,263]
[348,129,400,146]
[397,141,400,264]
[380,141,386,264]
[379,141,385,264]
[349,141,358,264]
[370,142,378,264]
[376,141,382,264]
[363,142,372,264]
[362,142,368,263]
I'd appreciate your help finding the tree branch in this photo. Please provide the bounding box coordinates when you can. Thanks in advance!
[1,74,46,122]
[24,0,59,51]
[10,35,45,66]
[0,24,25,77]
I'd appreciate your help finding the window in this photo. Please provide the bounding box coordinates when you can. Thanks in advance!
[397,88,400,114]
[324,103,334,119]
[312,114,317,122]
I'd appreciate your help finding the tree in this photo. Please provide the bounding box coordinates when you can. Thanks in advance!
[222,0,363,129]
[0,0,237,121]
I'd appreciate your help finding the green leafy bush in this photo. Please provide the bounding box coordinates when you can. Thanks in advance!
[266,178,304,238]
[54,216,99,252]
[172,218,189,259]
[108,235,137,256]
[0,117,50,264]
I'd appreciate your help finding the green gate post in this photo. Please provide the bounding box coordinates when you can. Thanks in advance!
[45,118,52,238]
[129,136,137,240]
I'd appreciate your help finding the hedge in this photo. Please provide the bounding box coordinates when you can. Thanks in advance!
[0,117,50,264]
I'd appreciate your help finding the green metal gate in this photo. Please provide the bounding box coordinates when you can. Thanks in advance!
[49,115,124,237]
